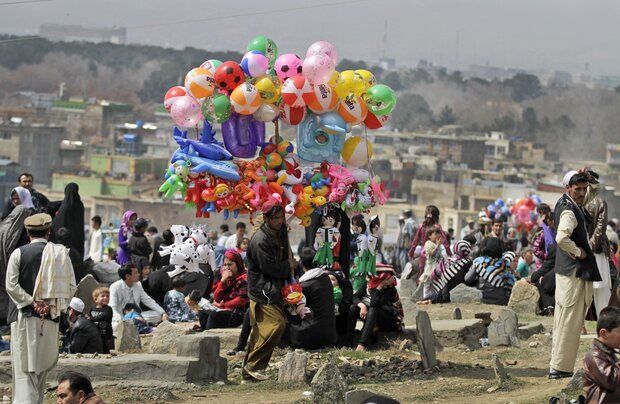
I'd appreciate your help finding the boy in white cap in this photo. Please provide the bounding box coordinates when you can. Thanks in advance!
[65,297,103,355]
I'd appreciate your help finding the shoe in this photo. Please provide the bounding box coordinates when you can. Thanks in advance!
[226,349,238,356]
[549,369,573,379]
[242,365,269,381]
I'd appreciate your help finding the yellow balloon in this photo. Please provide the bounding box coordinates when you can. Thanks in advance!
[254,74,281,104]
[355,69,376,92]
[328,70,340,88]
[335,70,365,99]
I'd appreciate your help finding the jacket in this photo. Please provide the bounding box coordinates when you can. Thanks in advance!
[352,281,404,324]
[531,244,556,295]
[212,272,249,311]
[128,232,152,260]
[585,197,610,257]
[583,338,620,404]
[67,315,104,354]
[246,223,291,304]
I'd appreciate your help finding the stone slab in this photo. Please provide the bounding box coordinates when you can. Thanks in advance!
[399,318,484,349]
[518,322,545,340]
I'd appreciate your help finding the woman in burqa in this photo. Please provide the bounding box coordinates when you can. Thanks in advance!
[50,183,85,258]
[0,205,31,327]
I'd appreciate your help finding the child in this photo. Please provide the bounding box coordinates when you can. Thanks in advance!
[122,303,153,334]
[583,306,620,403]
[89,287,114,353]
[419,228,446,298]
[164,276,197,323]
[328,274,343,315]
[186,289,220,313]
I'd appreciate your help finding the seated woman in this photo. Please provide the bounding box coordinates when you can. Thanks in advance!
[164,276,197,323]
[530,244,556,315]
[287,248,337,350]
[197,249,248,330]
[346,265,403,351]
[465,239,517,306]
[418,240,475,304]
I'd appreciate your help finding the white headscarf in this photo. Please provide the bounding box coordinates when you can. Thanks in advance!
[12,186,34,209]
[562,170,578,188]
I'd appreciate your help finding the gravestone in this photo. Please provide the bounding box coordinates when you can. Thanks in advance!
[488,308,520,348]
[311,355,347,404]
[508,280,540,315]
[278,351,308,383]
[416,311,436,369]
[450,284,482,303]
[74,275,100,314]
[115,321,141,353]
[149,321,193,354]
[452,307,462,320]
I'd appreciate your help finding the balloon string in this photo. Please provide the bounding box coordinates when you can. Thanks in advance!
[364,124,375,178]
[274,119,280,145]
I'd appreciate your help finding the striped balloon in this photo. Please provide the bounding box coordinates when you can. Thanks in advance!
[303,84,339,114]
[230,83,261,115]
[338,95,367,125]
[184,67,216,99]
[279,104,307,125]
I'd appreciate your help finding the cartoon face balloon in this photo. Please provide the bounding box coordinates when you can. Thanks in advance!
[296,111,349,163]
[365,84,396,116]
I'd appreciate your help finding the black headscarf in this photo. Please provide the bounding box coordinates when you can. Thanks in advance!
[50,182,85,258]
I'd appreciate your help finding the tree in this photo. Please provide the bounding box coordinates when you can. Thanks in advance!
[521,107,538,136]
[490,115,517,133]
[336,59,368,72]
[382,71,403,91]
[436,105,457,126]
[391,93,434,131]
[503,73,542,102]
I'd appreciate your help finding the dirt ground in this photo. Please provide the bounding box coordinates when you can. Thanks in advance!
[45,302,595,404]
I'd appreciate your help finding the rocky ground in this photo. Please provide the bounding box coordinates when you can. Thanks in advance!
[26,301,593,403]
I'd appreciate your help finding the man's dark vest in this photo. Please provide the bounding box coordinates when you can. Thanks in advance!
[554,194,601,281]
[6,241,46,324]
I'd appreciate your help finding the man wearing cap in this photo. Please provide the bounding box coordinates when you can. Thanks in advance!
[64,297,103,354]
[549,168,601,379]
[5,213,76,403]
[460,217,475,241]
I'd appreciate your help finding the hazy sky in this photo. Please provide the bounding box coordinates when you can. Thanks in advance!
[2,0,620,75]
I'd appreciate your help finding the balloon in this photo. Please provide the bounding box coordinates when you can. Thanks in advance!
[355,69,376,91]
[495,198,505,207]
[247,36,278,68]
[279,104,307,126]
[335,70,365,98]
[230,83,261,115]
[364,111,390,129]
[303,84,339,114]
[221,113,266,158]
[328,70,340,88]
[302,54,334,85]
[274,53,303,82]
[163,86,187,112]
[266,152,283,168]
[365,84,396,116]
[201,93,231,123]
[277,140,294,156]
[184,67,216,99]
[338,94,368,125]
[341,135,373,167]
[306,41,338,66]
[296,111,348,163]
[214,61,246,92]
[199,59,222,75]
[240,50,269,78]
[517,205,531,224]
[254,74,281,104]
[281,76,311,107]
[170,96,202,128]
[253,103,280,122]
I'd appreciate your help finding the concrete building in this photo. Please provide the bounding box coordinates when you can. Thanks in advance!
[0,159,21,204]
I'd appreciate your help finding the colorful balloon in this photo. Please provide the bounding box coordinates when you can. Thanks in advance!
[302,54,335,85]
[184,67,216,99]
[335,70,366,98]
[170,96,202,128]
[328,70,340,88]
[355,69,376,90]
[306,41,338,66]
[240,50,269,78]
[341,135,373,167]
[214,61,246,92]
[338,95,368,125]
[281,76,311,107]
[279,104,307,125]
[303,84,339,114]
[274,53,303,82]
[253,103,280,122]
[246,35,278,68]
[254,74,281,104]
[364,111,390,129]
[199,59,222,75]
[365,84,396,116]
[201,93,231,123]
[296,112,348,163]
[230,83,261,115]
[163,86,187,112]
[221,113,266,158]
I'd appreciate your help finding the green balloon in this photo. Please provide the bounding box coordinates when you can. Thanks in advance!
[202,93,232,123]
[365,84,396,116]
[247,35,278,68]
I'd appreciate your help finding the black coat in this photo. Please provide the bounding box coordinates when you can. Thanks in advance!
[148,265,212,307]
[67,315,104,354]
[128,232,152,261]
[287,271,337,350]
[531,244,556,295]
[50,183,84,258]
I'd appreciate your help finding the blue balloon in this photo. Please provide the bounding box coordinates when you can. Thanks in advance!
[296,111,349,163]
[220,113,265,158]
[495,198,505,207]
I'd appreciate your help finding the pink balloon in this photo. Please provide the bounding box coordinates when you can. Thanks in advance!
[306,41,338,65]
[302,54,334,85]
[170,96,202,127]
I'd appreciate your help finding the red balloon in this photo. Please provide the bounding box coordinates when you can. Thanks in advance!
[364,111,390,129]
[163,86,187,112]
[214,61,246,92]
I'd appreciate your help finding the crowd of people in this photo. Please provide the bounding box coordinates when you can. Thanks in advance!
[1,168,620,401]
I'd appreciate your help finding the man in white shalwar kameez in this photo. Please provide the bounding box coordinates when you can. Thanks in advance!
[5,214,76,404]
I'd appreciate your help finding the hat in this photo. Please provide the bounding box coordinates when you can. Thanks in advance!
[562,170,578,188]
[24,213,52,231]
[466,217,474,223]
[69,297,85,313]
[134,218,149,228]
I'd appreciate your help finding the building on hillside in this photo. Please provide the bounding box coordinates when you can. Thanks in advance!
[39,24,127,44]
[0,120,63,186]
[0,159,21,203]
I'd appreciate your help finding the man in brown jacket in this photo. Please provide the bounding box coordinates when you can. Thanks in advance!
[583,306,620,403]
[586,194,612,316]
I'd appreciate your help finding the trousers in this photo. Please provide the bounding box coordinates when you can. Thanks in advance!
[244,300,286,372]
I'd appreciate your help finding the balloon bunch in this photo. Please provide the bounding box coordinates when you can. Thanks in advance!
[481,195,542,232]
[160,36,394,225]
[158,225,216,278]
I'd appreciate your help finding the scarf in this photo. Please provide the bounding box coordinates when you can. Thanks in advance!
[13,187,34,209]
[120,210,136,238]
[33,242,76,319]
[0,205,30,268]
